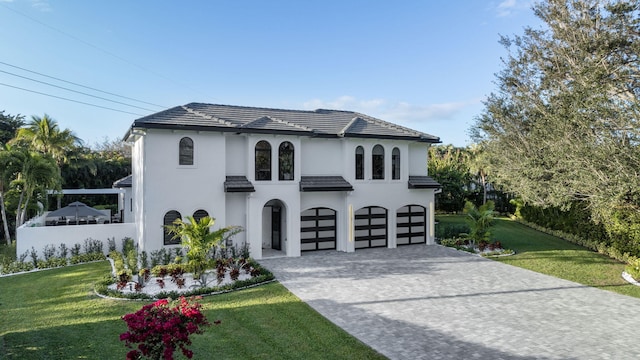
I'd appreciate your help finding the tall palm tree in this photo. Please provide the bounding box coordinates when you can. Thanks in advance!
[12,151,61,227]
[0,145,23,244]
[12,114,82,167]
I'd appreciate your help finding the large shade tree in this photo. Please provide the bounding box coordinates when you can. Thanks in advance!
[473,0,640,249]
[0,111,25,147]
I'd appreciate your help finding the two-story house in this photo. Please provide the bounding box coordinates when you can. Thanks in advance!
[124,103,441,259]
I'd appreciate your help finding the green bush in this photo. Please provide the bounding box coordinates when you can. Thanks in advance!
[436,224,470,239]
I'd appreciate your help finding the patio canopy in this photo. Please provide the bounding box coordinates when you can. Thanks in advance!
[47,201,106,219]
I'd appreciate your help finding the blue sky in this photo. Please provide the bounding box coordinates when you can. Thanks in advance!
[0,0,540,147]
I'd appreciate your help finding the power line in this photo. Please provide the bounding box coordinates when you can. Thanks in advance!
[0,69,157,112]
[0,82,145,116]
[0,60,165,108]
[0,2,210,100]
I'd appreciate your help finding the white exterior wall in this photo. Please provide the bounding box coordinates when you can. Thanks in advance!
[136,130,228,254]
[132,134,146,251]
[225,134,247,175]
[409,143,429,176]
[129,128,438,258]
[301,138,343,175]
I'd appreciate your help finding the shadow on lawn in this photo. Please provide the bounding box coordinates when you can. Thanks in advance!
[2,319,127,360]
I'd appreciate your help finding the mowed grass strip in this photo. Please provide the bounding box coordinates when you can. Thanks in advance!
[437,215,640,298]
[0,261,386,360]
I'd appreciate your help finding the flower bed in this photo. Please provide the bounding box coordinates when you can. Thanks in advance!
[439,238,515,257]
[96,257,274,300]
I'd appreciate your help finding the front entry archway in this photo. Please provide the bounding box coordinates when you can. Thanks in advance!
[263,199,287,253]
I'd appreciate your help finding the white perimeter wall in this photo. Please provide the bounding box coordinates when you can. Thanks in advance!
[17,223,136,258]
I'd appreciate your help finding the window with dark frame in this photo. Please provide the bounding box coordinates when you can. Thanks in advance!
[193,209,209,223]
[255,140,272,181]
[279,141,294,181]
[392,147,400,180]
[163,210,182,245]
[179,137,194,165]
[355,146,364,180]
[372,145,385,180]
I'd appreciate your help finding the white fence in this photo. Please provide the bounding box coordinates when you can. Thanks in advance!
[17,221,136,259]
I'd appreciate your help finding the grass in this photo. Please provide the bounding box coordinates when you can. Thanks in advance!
[437,215,640,298]
[0,261,385,360]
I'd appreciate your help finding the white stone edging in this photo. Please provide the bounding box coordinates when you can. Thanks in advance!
[622,271,640,287]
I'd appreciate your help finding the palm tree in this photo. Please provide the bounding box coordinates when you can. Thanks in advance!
[463,200,496,247]
[468,143,491,205]
[12,151,61,227]
[166,216,242,285]
[11,114,82,167]
[0,145,24,244]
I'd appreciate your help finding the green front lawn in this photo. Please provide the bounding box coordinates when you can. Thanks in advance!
[437,215,640,298]
[0,261,385,360]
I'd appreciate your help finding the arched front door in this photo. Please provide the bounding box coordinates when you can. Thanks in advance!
[263,199,286,252]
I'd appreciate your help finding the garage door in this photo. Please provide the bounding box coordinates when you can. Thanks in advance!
[301,207,337,251]
[354,206,388,249]
[397,205,426,245]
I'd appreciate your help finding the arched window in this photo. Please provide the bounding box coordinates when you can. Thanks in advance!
[279,142,295,180]
[179,137,194,165]
[255,141,272,181]
[355,146,364,180]
[163,210,182,245]
[372,145,385,180]
[392,147,400,180]
[193,209,209,223]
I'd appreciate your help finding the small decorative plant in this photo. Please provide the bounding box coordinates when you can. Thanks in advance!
[120,296,212,360]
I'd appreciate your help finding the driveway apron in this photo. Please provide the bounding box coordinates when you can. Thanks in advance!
[259,245,640,360]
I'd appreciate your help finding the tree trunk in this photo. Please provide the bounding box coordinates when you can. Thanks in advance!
[19,191,32,227]
[0,189,11,245]
[481,172,487,205]
[15,188,27,227]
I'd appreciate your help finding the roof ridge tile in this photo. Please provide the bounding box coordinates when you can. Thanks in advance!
[182,105,235,127]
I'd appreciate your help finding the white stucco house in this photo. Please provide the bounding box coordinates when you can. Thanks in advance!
[123,103,441,259]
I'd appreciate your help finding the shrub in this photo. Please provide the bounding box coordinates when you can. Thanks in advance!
[120,296,212,360]
[140,251,149,269]
[436,224,470,240]
[122,237,135,254]
[70,243,81,257]
[58,243,68,259]
[43,244,56,261]
[29,247,39,268]
[107,237,117,252]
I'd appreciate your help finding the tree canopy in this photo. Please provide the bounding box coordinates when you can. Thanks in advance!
[0,111,131,244]
[473,0,640,226]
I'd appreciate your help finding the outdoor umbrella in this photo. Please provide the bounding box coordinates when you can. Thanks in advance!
[47,201,106,224]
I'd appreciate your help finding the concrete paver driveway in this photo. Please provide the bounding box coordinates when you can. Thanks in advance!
[259,245,640,360]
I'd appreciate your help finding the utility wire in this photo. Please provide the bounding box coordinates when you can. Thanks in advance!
[0,82,144,116]
[0,60,165,108]
[0,69,156,112]
[0,2,211,101]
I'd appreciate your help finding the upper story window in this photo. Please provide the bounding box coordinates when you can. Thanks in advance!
[279,141,294,181]
[163,210,182,245]
[392,147,400,180]
[179,137,194,165]
[355,146,364,180]
[372,145,385,180]
[255,140,272,181]
[193,209,209,223]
